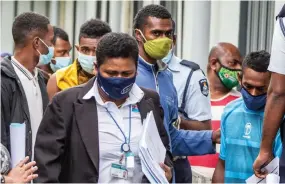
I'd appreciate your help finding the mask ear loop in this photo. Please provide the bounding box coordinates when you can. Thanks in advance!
[36,37,50,55]
[135,29,147,42]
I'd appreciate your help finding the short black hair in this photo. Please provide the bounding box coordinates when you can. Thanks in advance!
[96,32,139,68]
[12,12,50,47]
[133,4,172,31]
[79,19,111,42]
[52,26,69,45]
[242,50,270,73]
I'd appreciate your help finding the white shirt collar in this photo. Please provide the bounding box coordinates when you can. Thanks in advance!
[167,54,182,72]
[83,79,145,107]
[11,56,38,80]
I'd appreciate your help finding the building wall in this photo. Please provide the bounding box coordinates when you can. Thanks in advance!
[1,0,284,70]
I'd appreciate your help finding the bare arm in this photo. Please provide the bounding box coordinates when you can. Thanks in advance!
[47,73,60,101]
[212,159,225,183]
[260,73,285,151]
[180,118,212,130]
[253,73,285,177]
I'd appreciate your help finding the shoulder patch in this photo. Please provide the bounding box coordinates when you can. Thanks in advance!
[199,79,209,97]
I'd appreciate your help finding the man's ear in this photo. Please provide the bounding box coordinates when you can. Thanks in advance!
[173,35,177,46]
[134,29,143,43]
[32,37,40,50]
[238,72,242,86]
[209,58,219,72]
[93,63,98,75]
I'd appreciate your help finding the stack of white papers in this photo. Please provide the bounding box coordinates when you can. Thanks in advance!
[246,157,279,183]
[10,123,26,168]
[139,111,169,184]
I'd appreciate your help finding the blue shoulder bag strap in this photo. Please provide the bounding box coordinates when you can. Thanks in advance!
[179,60,205,119]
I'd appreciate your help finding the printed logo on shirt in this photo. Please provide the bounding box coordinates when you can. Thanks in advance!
[199,79,209,97]
[121,83,133,94]
[243,122,252,139]
[132,104,139,112]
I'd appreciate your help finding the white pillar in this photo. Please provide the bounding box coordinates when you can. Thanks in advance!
[209,1,220,50]
[17,1,31,15]
[49,1,58,25]
[100,1,108,22]
[86,1,97,20]
[210,1,240,48]
[34,1,47,16]
[1,1,15,53]
[176,0,183,58]
[109,1,121,32]
[120,1,132,34]
[182,1,211,72]
[274,1,285,17]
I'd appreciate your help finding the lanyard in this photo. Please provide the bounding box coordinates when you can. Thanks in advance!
[105,105,132,152]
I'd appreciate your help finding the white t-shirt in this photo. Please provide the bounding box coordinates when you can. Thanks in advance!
[268,17,285,74]
[11,57,43,160]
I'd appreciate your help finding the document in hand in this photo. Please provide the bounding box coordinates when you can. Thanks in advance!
[10,123,26,168]
[139,111,169,184]
[246,157,279,183]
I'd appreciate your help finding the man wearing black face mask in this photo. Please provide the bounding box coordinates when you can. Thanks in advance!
[212,50,282,183]
[34,32,173,183]
[1,12,52,160]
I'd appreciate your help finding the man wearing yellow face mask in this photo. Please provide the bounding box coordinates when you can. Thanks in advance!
[47,19,111,100]
[134,4,220,183]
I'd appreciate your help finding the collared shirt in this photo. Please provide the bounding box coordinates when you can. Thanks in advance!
[11,56,43,159]
[167,55,211,121]
[220,98,282,183]
[83,80,144,183]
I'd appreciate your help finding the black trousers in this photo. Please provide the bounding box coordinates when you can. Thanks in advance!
[174,158,192,183]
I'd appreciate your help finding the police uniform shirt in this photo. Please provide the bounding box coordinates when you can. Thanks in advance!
[167,55,212,121]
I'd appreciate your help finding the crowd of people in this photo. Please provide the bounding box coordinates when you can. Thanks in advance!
[1,3,285,184]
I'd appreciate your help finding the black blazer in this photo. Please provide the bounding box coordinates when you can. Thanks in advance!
[34,77,173,183]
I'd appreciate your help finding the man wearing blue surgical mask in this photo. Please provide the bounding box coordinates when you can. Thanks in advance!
[1,12,52,160]
[212,50,282,183]
[37,26,72,84]
[47,19,111,100]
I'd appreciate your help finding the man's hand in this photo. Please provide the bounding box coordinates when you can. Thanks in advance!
[253,151,274,178]
[160,163,172,182]
[7,156,38,183]
[212,128,221,144]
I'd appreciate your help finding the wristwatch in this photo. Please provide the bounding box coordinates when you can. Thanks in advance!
[1,175,5,183]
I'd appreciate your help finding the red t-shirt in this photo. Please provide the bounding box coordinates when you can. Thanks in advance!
[188,90,240,168]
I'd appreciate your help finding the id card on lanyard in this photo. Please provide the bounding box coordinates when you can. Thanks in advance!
[106,105,135,180]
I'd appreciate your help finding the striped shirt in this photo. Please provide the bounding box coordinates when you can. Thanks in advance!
[188,90,240,168]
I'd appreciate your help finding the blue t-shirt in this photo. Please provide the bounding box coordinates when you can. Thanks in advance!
[220,98,282,183]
